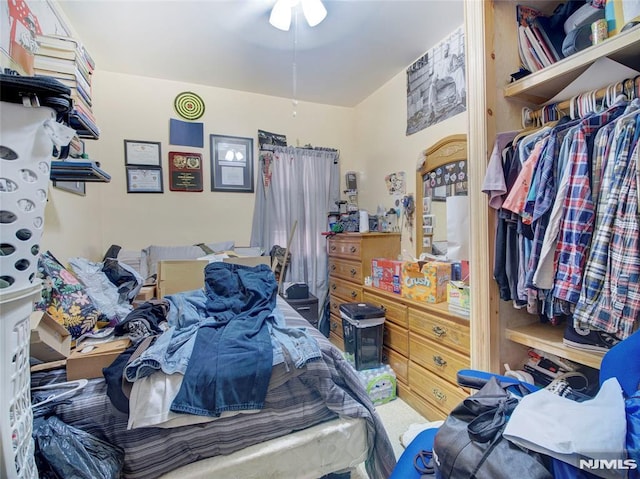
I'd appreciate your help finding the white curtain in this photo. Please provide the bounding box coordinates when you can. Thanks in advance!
[251,146,340,305]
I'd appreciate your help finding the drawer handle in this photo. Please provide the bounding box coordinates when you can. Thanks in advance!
[331,264,336,272]
[432,326,447,338]
[331,284,337,291]
[350,246,357,253]
[350,268,357,276]
[378,304,387,312]
[432,388,447,403]
[350,291,357,298]
[382,353,388,362]
[331,322,338,331]
[330,245,336,252]
[433,355,447,368]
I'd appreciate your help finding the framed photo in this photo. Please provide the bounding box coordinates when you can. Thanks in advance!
[423,196,432,214]
[423,214,435,228]
[126,167,164,193]
[423,235,432,249]
[169,151,203,192]
[423,225,434,235]
[53,180,86,196]
[124,140,162,166]
[210,134,254,193]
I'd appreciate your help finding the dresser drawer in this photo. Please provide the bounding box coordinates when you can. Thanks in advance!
[329,258,362,283]
[409,332,470,385]
[362,290,408,327]
[328,236,362,261]
[383,320,409,356]
[408,308,470,355]
[329,276,362,303]
[383,346,408,383]
[329,331,345,351]
[408,361,468,416]
[329,312,344,339]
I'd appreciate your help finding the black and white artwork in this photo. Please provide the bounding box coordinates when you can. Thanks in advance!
[406,25,466,135]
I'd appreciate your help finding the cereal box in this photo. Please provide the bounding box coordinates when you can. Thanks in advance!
[371,258,403,294]
[401,261,451,303]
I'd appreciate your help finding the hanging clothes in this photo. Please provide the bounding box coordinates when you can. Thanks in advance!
[485,98,640,339]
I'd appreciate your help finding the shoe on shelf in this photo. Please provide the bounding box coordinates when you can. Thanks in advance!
[563,323,621,353]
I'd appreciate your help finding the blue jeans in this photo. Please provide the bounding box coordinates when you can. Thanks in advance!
[171,262,276,417]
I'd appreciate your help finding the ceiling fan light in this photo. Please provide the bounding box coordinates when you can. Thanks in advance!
[269,0,292,31]
[301,0,327,27]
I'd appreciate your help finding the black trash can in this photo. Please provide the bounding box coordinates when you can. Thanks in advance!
[340,302,385,371]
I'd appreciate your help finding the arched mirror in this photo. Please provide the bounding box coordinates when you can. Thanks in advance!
[416,134,468,262]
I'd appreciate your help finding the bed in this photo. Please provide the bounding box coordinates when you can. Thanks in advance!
[31,259,396,479]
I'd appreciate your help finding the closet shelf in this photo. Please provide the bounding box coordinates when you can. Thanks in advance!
[505,323,603,370]
[504,24,640,105]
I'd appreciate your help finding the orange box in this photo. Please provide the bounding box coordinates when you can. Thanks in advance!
[371,258,403,294]
[401,261,451,303]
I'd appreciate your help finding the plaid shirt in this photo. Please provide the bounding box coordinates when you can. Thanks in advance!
[574,112,640,339]
[553,104,628,303]
[523,121,580,290]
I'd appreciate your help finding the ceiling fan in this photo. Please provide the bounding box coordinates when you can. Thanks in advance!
[269,0,327,31]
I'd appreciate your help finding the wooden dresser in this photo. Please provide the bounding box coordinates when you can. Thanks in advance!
[362,286,470,421]
[326,233,400,350]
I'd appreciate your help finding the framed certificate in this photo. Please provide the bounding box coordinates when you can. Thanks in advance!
[210,134,254,193]
[124,140,162,166]
[126,167,164,193]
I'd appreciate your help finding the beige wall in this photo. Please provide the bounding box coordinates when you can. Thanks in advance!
[348,70,467,259]
[42,71,356,262]
[41,59,467,266]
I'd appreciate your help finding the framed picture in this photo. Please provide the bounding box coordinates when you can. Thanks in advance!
[168,151,203,192]
[210,134,254,193]
[126,167,164,193]
[53,180,86,196]
[124,140,162,166]
[423,235,432,249]
[423,214,435,227]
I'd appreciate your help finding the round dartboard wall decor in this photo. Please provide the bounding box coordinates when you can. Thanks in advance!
[174,91,205,120]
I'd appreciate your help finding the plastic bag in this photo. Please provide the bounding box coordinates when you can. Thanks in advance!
[33,415,124,479]
[102,257,144,303]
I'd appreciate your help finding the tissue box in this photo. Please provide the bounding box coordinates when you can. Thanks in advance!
[371,258,403,294]
[401,261,451,303]
[357,364,397,405]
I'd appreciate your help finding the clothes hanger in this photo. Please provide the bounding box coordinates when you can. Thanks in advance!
[31,379,88,410]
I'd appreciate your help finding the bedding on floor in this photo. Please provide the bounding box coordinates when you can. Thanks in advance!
[32,262,396,479]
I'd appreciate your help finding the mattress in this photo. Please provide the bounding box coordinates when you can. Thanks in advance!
[31,296,396,479]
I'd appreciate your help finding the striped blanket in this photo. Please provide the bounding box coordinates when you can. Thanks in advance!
[31,297,396,479]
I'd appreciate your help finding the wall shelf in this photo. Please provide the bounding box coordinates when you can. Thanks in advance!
[505,323,603,370]
[50,161,111,182]
[503,25,640,105]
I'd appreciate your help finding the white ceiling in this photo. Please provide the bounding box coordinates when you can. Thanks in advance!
[56,0,465,107]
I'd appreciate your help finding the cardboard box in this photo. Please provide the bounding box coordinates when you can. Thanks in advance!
[66,338,131,380]
[371,258,403,294]
[135,285,156,302]
[401,261,451,303]
[30,311,72,362]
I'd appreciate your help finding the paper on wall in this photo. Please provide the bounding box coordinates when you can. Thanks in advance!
[446,195,469,262]
[547,57,639,105]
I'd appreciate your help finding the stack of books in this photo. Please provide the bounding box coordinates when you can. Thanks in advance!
[33,34,100,139]
[516,5,566,74]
